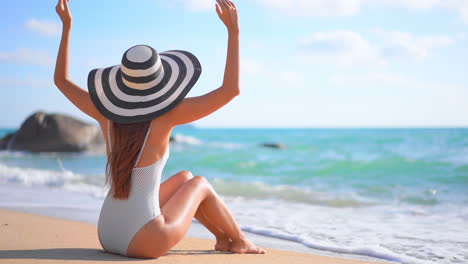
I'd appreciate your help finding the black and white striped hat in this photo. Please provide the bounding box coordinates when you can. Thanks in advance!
[87,45,202,124]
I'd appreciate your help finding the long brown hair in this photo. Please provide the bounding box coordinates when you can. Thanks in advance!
[105,120,151,200]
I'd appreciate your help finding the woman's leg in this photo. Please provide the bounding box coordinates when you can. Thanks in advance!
[129,175,212,258]
[160,170,230,250]
[160,175,266,255]
[190,176,266,254]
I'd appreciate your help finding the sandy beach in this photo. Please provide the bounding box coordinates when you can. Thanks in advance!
[0,209,386,264]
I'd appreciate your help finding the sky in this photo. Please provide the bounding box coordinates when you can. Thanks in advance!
[1,0,467,128]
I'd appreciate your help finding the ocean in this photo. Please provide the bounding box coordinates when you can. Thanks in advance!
[0,127,467,264]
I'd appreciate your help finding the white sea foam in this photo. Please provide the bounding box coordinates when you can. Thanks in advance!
[0,163,106,198]
[0,149,101,158]
[0,163,78,186]
[0,162,467,264]
[220,196,468,264]
[0,150,30,157]
[172,133,245,149]
[211,178,374,207]
[208,141,245,149]
[172,134,203,145]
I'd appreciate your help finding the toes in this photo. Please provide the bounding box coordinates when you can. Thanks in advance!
[245,247,266,254]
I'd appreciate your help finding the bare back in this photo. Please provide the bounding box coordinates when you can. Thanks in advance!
[99,116,174,168]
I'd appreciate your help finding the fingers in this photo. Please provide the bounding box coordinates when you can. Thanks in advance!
[215,3,222,17]
[63,0,70,12]
[217,0,237,15]
[57,0,66,12]
[216,0,229,10]
[224,0,233,8]
[216,0,239,30]
[227,1,238,19]
[228,1,237,9]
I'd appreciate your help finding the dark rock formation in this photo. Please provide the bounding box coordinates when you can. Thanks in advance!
[0,111,105,153]
[260,142,287,149]
[0,133,14,150]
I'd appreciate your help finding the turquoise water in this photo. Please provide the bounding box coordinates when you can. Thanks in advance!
[169,128,468,207]
[2,127,467,206]
[1,127,467,263]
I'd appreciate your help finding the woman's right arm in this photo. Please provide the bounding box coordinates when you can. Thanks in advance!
[53,0,105,122]
[165,0,240,126]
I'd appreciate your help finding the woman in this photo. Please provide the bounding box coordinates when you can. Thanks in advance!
[54,0,266,259]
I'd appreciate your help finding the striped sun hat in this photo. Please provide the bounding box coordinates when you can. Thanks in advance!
[87,45,202,124]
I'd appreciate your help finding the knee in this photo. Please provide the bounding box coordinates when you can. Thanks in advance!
[191,175,208,185]
[178,170,193,182]
[191,175,213,190]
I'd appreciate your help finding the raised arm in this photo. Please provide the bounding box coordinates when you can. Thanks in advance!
[165,0,240,126]
[54,0,104,122]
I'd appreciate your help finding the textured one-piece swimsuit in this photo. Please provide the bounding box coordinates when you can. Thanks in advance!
[98,120,169,256]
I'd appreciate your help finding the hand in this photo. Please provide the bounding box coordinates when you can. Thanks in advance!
[216,0,239,34]
[56,0,72,28]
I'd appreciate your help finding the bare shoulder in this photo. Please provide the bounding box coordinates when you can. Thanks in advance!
[96,115,174,147]
[148,115,174,144]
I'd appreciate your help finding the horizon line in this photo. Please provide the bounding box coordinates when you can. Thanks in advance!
[1,125,468,130]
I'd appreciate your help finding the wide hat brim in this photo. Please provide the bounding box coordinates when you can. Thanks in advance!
[87,50,202,124]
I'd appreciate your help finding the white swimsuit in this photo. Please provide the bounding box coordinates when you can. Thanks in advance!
[98,120,169,256]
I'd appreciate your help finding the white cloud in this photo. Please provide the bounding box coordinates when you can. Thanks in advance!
[299,30,454,66]
[158,0,468,23]
[375,0,440,9]
[375,1,468,23]
[257,0,363,17]
[461,4,468,23]
[374,29,454,60]
[374,0,468,23]
[0,48,54,67]
[444,0,468,23]
[299,31,384,66]
[25,19,60,37]
[255,0,468,23]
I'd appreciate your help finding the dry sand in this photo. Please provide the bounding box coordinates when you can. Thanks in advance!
[0,209,382,264]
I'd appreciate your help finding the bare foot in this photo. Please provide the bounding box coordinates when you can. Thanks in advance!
[214,236,232,252]
[230,237,266,254]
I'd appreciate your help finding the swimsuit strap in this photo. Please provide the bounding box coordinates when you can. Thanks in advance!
[134,122,153,168]
[107,120,153,168]
[108,120,112,153]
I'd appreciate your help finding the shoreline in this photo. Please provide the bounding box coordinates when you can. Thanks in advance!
[0,209,388,264]
[0,183,393,264]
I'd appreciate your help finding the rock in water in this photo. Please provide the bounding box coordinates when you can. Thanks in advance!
[0,111,105,153]
[0,132,15,150]
[261,142,287,149]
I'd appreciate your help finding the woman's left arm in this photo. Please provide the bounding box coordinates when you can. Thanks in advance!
[54,0,104,122]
